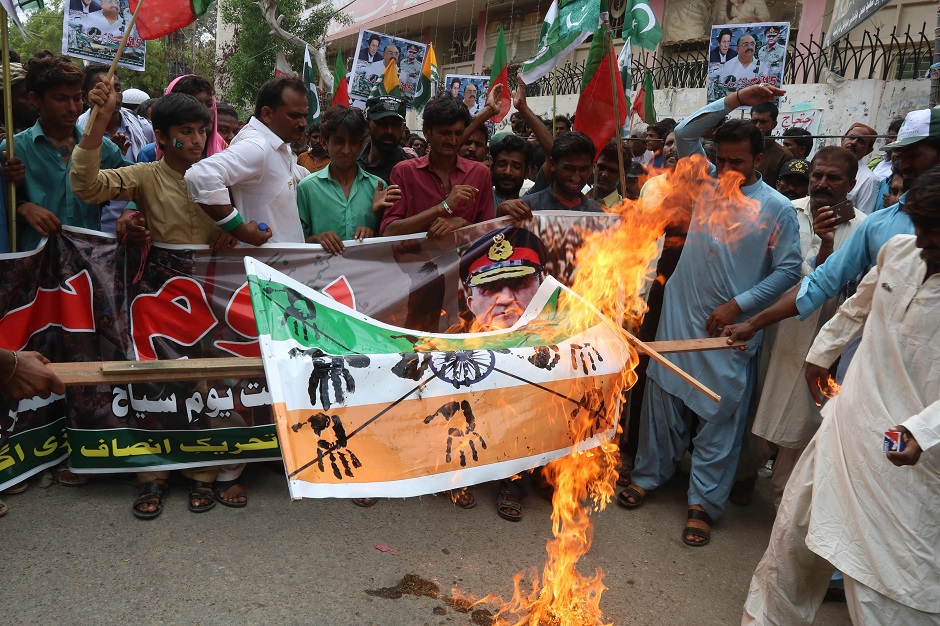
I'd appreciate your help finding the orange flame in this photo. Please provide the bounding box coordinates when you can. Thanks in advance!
[483,156,768,625]
[820,375,841,399]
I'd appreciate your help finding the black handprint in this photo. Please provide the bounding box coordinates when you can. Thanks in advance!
[291,348,371,410]
[391,352,432,381]
[570,387,609,438]
[528,345,560,370]
[423,400,487,467]
[569,343,604,374]
[291,412,362,479]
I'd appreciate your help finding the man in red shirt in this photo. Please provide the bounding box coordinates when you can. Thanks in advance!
[380,94,494,237]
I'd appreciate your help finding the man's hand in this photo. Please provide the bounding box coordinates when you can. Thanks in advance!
[110,132,131,155]
[497,199,533,222]
[314,231,345,255]
[427,215,468,239]
[372,180,401,215]
[706,298,742,337]
[812,207,838,247]
[804,362,833,407]
[886,426,923,466]
[17,202,61,237]
[1,351,65,401]
[512,77,528,112]
[3,153,24,186]
[231,220,273,246]
[353,226,373,241]
[721,321,757,349]
[116,210,150,246]
[88,79,119,117]
[734,84,786,107]
[484,83,504,117]
[446,184,478,210]
[209,228,238,251]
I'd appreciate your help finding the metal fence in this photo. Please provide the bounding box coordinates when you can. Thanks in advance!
[515,23,935,97]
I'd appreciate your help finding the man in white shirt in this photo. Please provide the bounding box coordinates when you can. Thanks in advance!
[185,76,309,244]
[841,122,880,214]
[719,34,761,93]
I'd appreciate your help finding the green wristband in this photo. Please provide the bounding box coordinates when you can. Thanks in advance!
[219,212,244,232]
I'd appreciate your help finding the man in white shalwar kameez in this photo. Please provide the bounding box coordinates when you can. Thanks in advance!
[742,167,940,625]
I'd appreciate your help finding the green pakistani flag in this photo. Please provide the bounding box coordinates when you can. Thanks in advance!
[303,46,321,127]
[622,0,662,51]
[520,0,601,84]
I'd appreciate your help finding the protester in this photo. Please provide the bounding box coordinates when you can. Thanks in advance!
[0,62,38,137]
[619,83,802,548]
[587,139,626,207]
[296,105,400,253]
[186,76,308,247]
[645,122,667,168]
[553,115,571,135]
[136,98,156,121]
[511,132,603,215]
[0,54,131,255]
[868,117,904,179]
[882,170,903,208]
[120,87,149,112]
[742,167,940,624]
[774,158,810,201]
[749,101,792,187]
[407,133,427,156]
[458,124,488,162]
[137,74,228,163]
[214,102,240,145]
[357,95,411,184]
[380,93,494,238]
[510,111,528,138]
[841,122,880,214]
[743,147,866,506]
[628,125,653,165]
[297,122,329,173]
[489,133,533,211]
[781,127,813,160]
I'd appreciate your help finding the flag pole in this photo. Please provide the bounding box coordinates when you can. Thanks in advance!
[552,70,557,136]
[604,19,627,199]
[1,6,15,251]
[82,0,147,137]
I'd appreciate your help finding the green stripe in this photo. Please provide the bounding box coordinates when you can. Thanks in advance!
[930,108,940,138]
[191,0,214,18]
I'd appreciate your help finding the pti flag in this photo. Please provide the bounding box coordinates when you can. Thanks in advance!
[488,26,511,124]
[574,23,627,160]
[621,0,662,51]
[331,49,349,107]
[246,258,629,500]
[129,0,214,39]
[303,46,321,127]
[631,68,656,123]
[413,43,438,112]
[520,0,601,84]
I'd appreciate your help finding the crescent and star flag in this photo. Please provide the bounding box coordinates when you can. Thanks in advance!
[621,0,662,51]
[412,43,438,112]
[488,25,511,124]
[573,23,627,160]
[331,49,349,107]
[369,58,402,98]
[520,0,601,84]
[129,0,214,39]
[245,258,629,500]
[303,46,321,127]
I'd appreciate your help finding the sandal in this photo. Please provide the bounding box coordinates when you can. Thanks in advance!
[52,465,90,487]
[729,475,757,506]
[213,479,247,508]
[352,498,378,507]
[189,480,216,513]
[2,481,28,495]
[616,472,632,489]
[133,481,168,520]
[496,488,522,522]
[682,507,712,547]
[451,488,476,510]
[616,484,647,509]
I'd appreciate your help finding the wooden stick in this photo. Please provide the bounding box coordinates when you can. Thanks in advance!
[47,338,745,388]
[82,0,146,137]
[623,332,722,403]
[604,19,628,197]
[1,8,16,251]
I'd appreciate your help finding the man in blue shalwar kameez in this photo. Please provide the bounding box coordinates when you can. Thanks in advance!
[618,84,802,547]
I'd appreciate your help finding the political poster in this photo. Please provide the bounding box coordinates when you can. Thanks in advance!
[443,74,489,115]
[62,0,146,71]
[350,29,427,108]
[706,21,789,106]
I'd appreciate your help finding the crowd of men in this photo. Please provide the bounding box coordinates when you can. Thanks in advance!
[0,48,937,624]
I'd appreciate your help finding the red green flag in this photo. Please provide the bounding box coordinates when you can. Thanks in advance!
[488,25,511,124]
[630,68,655,123]
[129,0,214,40]
[332,50,349,108]
[573,24,627,160]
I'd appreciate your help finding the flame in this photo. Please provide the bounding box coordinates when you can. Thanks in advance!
[483,155,768,625]
[820,375,841,399]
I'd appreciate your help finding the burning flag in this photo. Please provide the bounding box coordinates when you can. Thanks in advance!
[129,0,214,40]
[245,257,630,500]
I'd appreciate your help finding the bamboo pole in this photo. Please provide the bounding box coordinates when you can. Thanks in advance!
[47,338,746,387]
[81,0,147,136]
[1,7,15,251]
[604,19,627,201]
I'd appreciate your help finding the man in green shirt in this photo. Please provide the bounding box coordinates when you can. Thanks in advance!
[0,54,130,251]
[296,104,400,254]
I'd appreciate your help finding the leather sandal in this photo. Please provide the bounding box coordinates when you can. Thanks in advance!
[682,507,713,547]
[133,481,168,520]
[616,484,647,509]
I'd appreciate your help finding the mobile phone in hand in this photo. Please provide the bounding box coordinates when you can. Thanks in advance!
[829,198,855,226]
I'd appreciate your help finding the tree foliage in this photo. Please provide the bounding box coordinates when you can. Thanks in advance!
[10,0,216,96]
[217,0,341,115]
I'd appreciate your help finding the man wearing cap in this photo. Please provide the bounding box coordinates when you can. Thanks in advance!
[0,62,38,138]
[841,122,880,214]
[121,88,149,113]
[775,158,809,201]
[380,93,494,238]
[757,26,785,80]
[723,107,940,361]
[358,95,412,184]
[739,147,865,507]
[750,101,792,187]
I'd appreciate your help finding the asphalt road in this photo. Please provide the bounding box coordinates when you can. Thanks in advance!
[2,466,852,625]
